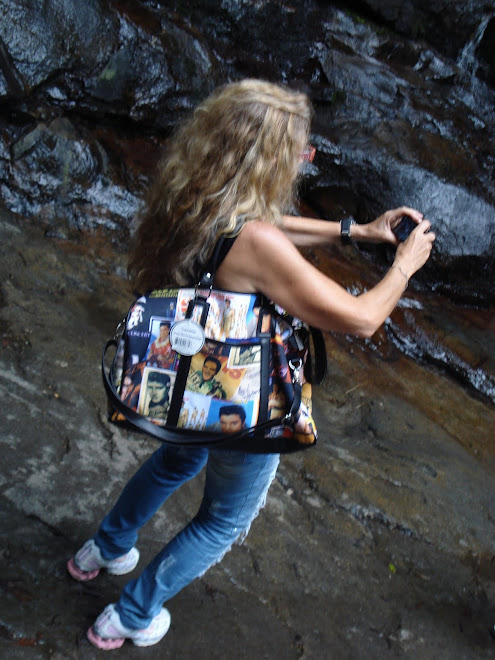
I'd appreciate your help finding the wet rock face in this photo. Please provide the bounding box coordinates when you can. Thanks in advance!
[476,15,495,85]
[0,0,494,303]
[349,0,493,60]
[0,0,217,121]
[1,116,143,238]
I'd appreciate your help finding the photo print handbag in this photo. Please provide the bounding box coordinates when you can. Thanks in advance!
[102,236,327,454]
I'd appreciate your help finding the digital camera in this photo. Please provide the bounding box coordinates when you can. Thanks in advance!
[392,216,417,242]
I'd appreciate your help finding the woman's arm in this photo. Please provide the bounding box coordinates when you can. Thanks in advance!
[215,218,435,338]
[282,206,424,247]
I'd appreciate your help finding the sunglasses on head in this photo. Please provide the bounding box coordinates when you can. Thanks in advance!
[300,145,316,163]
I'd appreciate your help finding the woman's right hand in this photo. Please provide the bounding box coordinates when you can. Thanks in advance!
[393,219,436,278]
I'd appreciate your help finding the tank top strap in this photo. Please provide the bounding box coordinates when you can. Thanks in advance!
[213,234,238,269]
[202,225,243,281]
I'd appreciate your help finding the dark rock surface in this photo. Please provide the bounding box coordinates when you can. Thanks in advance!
[0,1,494,657]
[348,0,494,61]
[0,0,494,302]
[0,206,494,658]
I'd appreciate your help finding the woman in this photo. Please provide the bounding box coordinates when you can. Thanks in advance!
[67,79,435,650]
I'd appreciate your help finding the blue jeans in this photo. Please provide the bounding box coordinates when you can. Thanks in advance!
[93,445,280,630]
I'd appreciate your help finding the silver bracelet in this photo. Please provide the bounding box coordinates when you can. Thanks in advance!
[391,265,409,287]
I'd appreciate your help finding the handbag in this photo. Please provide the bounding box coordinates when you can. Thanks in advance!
[102,236,327,454]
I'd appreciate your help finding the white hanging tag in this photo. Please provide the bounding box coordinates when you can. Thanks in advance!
[170,319,205,356]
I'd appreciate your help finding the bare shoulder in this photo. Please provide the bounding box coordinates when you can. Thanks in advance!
[215,221,298,292]
[236,220,299,256]
[239,219,285,241]
[232,221,303,271]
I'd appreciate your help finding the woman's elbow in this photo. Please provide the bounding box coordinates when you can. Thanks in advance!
[315,302,385,337]
[321,316,380,338]
[352,313,383,339]
[355,325,378,339]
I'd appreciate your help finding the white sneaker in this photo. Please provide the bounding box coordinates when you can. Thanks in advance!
[87,603,171,649]
[66,539,139,581]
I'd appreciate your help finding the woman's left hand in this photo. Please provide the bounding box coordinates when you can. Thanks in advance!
[359,207,424,244]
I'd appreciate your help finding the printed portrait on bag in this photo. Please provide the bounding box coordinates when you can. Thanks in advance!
[218,404,246,433]
[186,354,227,399]
[177,392,210,430]
[120,364,143,410]
[206,400,255,433]
[138,368,176,425]
[145,319,177,370]
[267,381,287,420]
[184,342,261,402]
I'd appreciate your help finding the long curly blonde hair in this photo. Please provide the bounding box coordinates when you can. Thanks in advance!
[129,79,312,291]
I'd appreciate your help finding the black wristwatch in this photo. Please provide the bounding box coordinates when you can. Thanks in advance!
[340,218,356,245]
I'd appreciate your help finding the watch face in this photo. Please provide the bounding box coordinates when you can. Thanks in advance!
[340,219,355,244]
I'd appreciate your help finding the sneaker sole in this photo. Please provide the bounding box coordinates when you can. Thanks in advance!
[66,548,139,581]
[88,607,171,649]
[66,558,100,582]
[87,626,125,650]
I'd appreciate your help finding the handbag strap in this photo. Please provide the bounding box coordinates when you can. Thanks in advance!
[102,339,303,452]
[309,327,327,385]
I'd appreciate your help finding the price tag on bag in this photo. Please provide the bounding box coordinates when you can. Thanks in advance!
[170,319,205,356]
